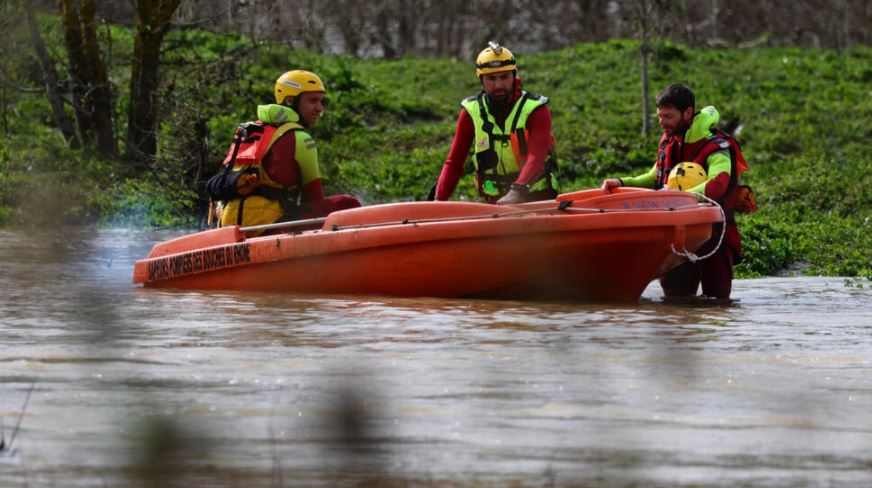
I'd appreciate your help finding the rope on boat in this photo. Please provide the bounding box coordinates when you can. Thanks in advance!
[670,193,727,263]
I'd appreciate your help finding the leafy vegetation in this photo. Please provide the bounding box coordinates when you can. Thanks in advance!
[0,15,869,279]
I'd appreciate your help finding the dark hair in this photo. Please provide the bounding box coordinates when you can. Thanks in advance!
[655,84,695,112]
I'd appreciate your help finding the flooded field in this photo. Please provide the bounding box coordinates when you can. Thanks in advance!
[1,228,870,486]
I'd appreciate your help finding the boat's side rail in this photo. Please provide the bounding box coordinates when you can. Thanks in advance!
[324,198,716,232]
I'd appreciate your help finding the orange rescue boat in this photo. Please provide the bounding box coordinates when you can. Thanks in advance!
[132,188,723,302]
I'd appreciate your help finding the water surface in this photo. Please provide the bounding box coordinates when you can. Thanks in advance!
[1,228,870,487]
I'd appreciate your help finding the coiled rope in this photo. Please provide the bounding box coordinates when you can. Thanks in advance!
[670,193,727,263]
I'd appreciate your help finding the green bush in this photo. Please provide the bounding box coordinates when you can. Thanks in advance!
[91,178,200,229]
[734,217,797,278]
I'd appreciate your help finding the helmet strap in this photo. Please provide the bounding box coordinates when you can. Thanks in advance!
[288,96,304,123]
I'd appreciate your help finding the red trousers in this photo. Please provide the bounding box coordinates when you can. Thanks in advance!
[660,223,741,299]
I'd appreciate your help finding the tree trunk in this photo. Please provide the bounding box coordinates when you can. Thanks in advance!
[640,42,650,136]
[28,0,80,148]
[127,0,182,165]
[332,0,364,57]
[1,84,6,135]
[79,0,116,157]
[396,0,414,58]
[58,0,116,158]
[711,0,720,41]
[58,0,93,145]
[635,0,652,136]
[375,2,397,59]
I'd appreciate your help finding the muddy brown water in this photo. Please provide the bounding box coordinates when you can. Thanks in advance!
[1,228,870,487]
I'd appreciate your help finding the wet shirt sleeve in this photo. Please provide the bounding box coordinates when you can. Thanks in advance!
[621,163,657,189]
[514,105,552,186]
[295,131,322,186]
[695,150,731,197]
[435,110,474,200]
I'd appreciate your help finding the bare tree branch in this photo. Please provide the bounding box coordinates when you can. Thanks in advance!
[27,0,80,147]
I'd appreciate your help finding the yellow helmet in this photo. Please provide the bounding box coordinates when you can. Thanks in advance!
[667,162,708,191]
[274,70,325,104]
[475,42,516,77]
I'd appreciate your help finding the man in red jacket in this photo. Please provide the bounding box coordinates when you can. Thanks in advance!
[434,42,560,205]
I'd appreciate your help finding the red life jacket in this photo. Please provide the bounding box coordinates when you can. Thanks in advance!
[655,130,749,210]
[222,121,300,168]
[219,121,305,221]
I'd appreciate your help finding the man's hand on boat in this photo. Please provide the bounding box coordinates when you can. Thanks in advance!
[601,178,622,194]
[496,188,525,205]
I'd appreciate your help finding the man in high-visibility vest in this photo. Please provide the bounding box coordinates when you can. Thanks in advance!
[434,42,560,205]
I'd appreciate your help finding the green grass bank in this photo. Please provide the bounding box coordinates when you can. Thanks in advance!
[0,17,869,280]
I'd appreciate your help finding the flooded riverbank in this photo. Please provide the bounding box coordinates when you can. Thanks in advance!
[1,228,870,486]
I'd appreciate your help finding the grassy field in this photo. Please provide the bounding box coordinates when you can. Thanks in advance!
[0,17,869,279]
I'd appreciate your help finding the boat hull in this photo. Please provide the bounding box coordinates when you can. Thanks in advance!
[133,189,723,302]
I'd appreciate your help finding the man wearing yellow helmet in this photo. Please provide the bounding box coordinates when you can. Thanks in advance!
[433,42,560,205]
[206,70,360,234]
[600,83,749,299]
